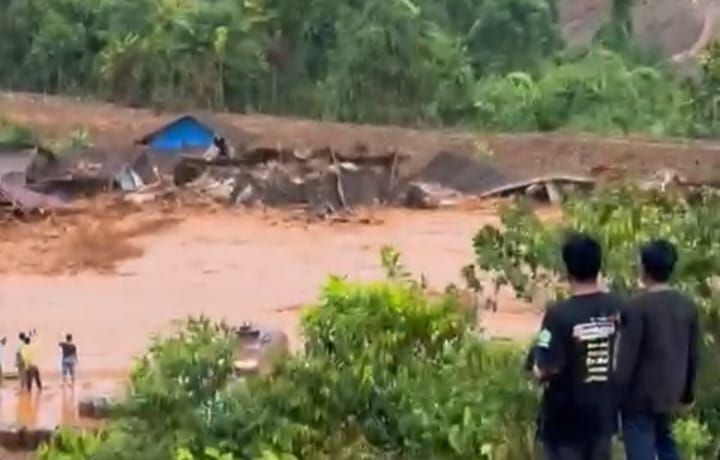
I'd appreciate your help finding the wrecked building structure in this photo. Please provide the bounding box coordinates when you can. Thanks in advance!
[0,110,604,219]
[0,144,68,215]
[135,113,249,160]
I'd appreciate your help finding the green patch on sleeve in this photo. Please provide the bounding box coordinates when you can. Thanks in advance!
[537,329,552,349]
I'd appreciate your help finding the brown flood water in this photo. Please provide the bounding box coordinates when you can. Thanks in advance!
[0,378,121,429]
[0,208,541,430]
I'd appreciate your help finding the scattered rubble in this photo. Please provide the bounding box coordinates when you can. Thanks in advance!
[232,322,289,377]
[172,149,396,215]
[639,168,687,192]
[78,396,116,419]
[0,171,70,215]
[0,423,54,451]
[404,182,463,209]
[5,111,717,223]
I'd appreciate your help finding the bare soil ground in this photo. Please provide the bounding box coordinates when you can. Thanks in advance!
[0,199,183,275]
[1,449,32,460]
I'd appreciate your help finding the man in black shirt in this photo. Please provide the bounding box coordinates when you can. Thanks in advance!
[616,240,699,460]
[531,233,622,460]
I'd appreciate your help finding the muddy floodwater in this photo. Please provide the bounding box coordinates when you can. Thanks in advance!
[0,378,120,429]
[0,208,540,431]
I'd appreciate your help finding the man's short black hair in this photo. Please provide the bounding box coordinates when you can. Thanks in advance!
[66,334,73,342]
[640,239,677,283]
[562,232,602,282]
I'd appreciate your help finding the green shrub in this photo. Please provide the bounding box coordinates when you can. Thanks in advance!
[474,49,699,135]
[0,117,36,145]
[123,317,236,434]
[36,429,103,460]
[674,417,713,459]
[39,268,537,460]
[471,187,720,451]
[302,276,473,362]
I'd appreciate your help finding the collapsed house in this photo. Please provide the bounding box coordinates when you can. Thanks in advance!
[0,145,69,215]
[135,113,250,161]
[132,114,403,213]
[2,111,601,217]
[25,144,155,196]
[131,114,573,212]
[226,148,402,213]
[0,145,36,175]
[132,113,255,185]
[0,170,68,215]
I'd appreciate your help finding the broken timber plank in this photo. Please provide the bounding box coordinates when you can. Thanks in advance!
[478,174,595,199]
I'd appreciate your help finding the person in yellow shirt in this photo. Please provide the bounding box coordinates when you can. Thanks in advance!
[16,332,27,390]
[21,334,41,392]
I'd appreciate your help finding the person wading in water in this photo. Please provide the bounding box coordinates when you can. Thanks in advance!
[21,332,42,392]
[15,332,27,391]
[59,334,78,386]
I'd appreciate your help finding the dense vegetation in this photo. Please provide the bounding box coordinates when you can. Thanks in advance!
[36,189,720,459]
[1,0,719,135]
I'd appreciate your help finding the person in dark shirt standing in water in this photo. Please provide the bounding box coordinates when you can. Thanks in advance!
[530,233,622,460]
[59,334,78,386]
[615,240,699,460]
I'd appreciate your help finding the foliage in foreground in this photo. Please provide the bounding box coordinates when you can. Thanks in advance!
[38,276,537,460]
[470,187,720,457]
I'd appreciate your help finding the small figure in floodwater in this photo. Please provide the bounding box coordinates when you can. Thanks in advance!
[21,334,42,392]
[0,336,6,384]
[59,334,78,386]
[16,332,27,390]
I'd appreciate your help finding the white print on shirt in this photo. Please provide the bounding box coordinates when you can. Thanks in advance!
[573,315,618,383]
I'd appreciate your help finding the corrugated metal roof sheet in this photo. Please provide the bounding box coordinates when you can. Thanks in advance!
[412,151,510,194]
[0,171,68,213]
[0,150,34,177]
[136,113,253,149]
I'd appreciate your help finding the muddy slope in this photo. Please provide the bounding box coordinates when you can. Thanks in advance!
[3,93,720,184]
[559,0,718,57]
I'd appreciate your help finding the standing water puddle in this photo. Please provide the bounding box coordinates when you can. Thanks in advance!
[0,378,123,430]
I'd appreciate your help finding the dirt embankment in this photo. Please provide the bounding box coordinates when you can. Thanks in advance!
[4,92,720,186]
